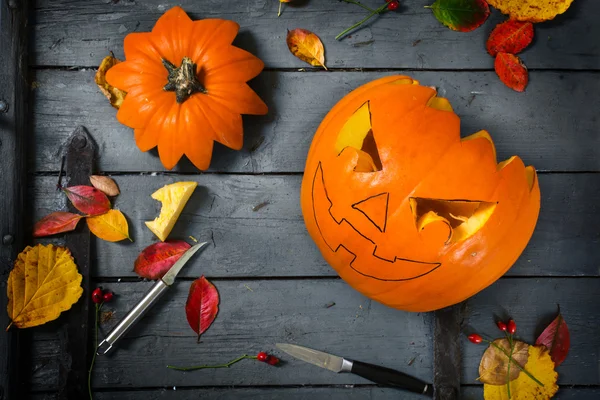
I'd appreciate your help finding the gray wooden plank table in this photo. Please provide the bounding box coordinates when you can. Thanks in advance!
[17,0,600,399]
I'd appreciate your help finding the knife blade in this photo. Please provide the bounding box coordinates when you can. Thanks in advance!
[97,242,209,355]
[276,343,433,397]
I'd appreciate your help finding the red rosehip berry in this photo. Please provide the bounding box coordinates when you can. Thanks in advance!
[468,334,483,344]
[387,0,400,11]
[496,320,508,332]
[92,288,103,304]
[507,319,517,335]
[102,291,114,303]
[257,352,268,362]
[266,355,280,366]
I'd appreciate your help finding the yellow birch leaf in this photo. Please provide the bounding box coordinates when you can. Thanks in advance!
[7,244,83,329]
[95,54,127,109]
[87,209,132,242]
[286,28,327,70]
[479,339,530,384]
[484,345,559,400]
[487,0,573,22]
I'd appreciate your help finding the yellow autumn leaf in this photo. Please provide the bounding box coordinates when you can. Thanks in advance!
[487,0,573,22]
[484,345,559,400]
[479,339,530,384]
[286,28,327,70]
[7,244,83,329]
[87,209,132,242]
[95,53,127,109]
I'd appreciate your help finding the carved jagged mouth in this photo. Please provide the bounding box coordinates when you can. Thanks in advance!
[311,162,441,281]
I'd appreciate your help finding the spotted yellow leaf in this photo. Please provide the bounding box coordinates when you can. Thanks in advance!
[7,244,83,329]
[487,0,573,22]
[87,209,132,242]
[483,345,559,400]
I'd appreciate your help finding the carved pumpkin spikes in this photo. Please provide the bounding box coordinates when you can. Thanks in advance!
[301,76,540,312]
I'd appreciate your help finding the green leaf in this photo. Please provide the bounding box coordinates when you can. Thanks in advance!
[427,0,490,32]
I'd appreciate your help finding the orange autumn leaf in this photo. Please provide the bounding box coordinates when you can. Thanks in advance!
[87,209,132,242]
[286,29,327,70]
[95,54,127,109]
[495,52,528,92]
[7,244,83,329]
[487,20,534,57]
[487,0,573,22]
[483,345,559,400]
[479,339,530,384]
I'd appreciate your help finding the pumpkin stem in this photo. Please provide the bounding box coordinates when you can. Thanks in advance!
[162,57,207,103]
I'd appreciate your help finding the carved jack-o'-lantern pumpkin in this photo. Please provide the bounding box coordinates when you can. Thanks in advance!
[300,76,540,312]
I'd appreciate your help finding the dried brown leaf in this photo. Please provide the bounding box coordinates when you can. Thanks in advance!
[95,54,127,109]
[90,175,120,196]
[479,339,529,385]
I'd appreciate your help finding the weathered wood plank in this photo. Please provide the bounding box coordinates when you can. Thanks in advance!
[462,278,600,385]
[31,70,600,173]
[29,280,434,390]
[57,127,96,399]
[32,0,599,70]
[433,304,463,400]
[31,173,600,278]
[28,278,600,391]
[0,0,30,399]
[30,387,600,400]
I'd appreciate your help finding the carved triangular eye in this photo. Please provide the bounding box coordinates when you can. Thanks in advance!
[335,101,382,172]
[352,192,389,232]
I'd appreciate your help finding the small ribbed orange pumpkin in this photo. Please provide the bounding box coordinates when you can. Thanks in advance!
[106,6,268,170]
[300,76,540,312]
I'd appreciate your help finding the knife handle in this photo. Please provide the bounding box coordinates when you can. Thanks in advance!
[350,360,433,397]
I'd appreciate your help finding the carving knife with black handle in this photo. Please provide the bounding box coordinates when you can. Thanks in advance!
[276,343,433,397]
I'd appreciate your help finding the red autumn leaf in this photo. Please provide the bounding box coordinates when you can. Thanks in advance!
[427,0,490,32]
[63,185,111,216]
[33,211,83,237]
[487,20,534,57]
[133,240,191,280]
[185,276,219,342]
[535,307,570,366]
[494,52,528,92]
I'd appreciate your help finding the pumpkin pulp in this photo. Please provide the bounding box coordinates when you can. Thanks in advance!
[162,56,207,104]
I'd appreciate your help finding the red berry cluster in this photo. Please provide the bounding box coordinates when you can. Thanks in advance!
[256,351,280,366]
[92,287,114,304]
[468,318,517,344]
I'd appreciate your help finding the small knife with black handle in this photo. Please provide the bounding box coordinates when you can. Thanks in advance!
[276,343,433,397]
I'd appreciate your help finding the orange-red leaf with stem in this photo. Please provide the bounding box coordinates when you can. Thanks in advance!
[487,20,534,57]
[33,212,84,237]
[494,52,528,92]
[286,28,327,70]
[63,185,111,216]
[535,307,570,366]
[185,276,219,342]
[134,241,191,280]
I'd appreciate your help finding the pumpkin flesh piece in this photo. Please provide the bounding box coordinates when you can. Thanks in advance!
[409,198,497,243]
[145,181,197,241]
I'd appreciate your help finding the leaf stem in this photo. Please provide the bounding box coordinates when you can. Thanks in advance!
[335,3,389,40]
[487,340,544,387]
[88,303,103,400]
[506,336,514,399]
[278,1,282,17]
[340,0,376,13]
[167,354,258,371]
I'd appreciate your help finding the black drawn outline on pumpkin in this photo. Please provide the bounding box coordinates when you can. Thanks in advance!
[311,162,441,282]
[352,193,389,233]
